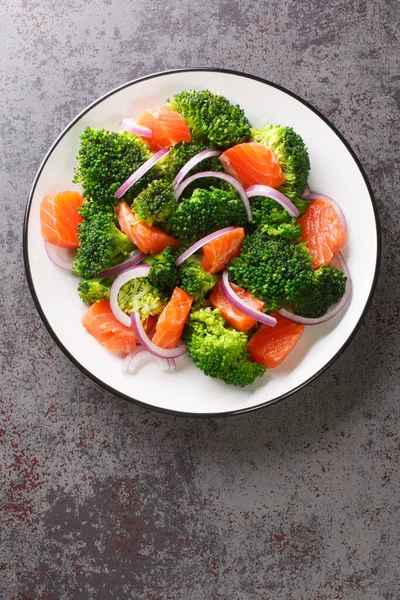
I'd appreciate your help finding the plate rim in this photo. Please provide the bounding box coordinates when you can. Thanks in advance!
[23,67,381,418]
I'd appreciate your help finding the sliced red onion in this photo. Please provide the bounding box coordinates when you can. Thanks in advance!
[303,184,311,198]
[119,119,152,138]
[45,241,75,271]
[122,347,175,374]
[99,250,146,277]
[174,150,222,187]
[109,264,151,326]
[246,185,299,218]
[221,271,277,327]
[130,312,187,359]
[175,226,236,266]
[115,148,170,199]
[304,190,346,230]
[278,252,352,325]
[174,170,252,222]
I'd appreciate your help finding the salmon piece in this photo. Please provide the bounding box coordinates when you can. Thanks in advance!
[298,198,346,269]
[210,280,264,332]
[152,287,194,349]
[201,227,245,274]
[40,190,84,248]
[115,201,179,255]
[247,313,304,368]
[82,300,137,355]
[219,142,286,189]
[137,104,192,151]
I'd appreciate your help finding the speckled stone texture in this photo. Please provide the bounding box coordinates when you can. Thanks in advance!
[1,0,399,598]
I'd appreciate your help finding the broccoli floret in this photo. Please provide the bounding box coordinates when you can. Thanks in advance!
[73,202,134,279]
[159,140,225,183]
[170,90,251,148]
[292,265,347,318]
[185,307,265,387]
[78,276,114,304]
[131,180,178,226]
[145,246,180,292]
[179,255,219,300]
[252,125,310,199]
[117,277,167,320]
[260,222,302,240]
[167,186,247,248]
[73,127,152,209]
[228,228,313,311]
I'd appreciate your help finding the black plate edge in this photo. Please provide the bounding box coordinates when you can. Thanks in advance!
[23,67,382,419]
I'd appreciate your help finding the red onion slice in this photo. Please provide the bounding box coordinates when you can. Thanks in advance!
[173,171,252,222]
[115,148,170,199]
[174,150,222,187]
[119,119,152,138]
[304,190,346,230]
[99,250,146,277]
[109,264,151,326]
[221,271,277,327]
[246,185,299,218]
[45,241,75,271]
[278,252,352,325]
[122,347,175,373]
[130,312,187,359]
[175,226,236,266]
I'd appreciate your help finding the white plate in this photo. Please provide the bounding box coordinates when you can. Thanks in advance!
[24,68,380,416]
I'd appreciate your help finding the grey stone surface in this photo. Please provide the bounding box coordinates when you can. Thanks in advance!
[1,0,399,598]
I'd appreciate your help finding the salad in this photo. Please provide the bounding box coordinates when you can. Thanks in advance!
[40,89,351,388]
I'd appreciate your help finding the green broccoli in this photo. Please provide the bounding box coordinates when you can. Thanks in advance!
[73,127,152,209]
[169,90,251,148]
[117,277,167,320]
[292,265,347,318]
[228,228,314,311]
[159,140,225,183]
[179,255,219,300]
[252,125,310,199]
[145,246,180,292]
[260,222,302,240]
[78,276,114,304]
[184,307,265,387]
[167,186,247,248]
[73,202,134,279]
[250,196,310,227]
[131,180,178,226]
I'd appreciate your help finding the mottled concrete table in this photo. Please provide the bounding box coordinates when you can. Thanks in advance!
[2,1,399,598]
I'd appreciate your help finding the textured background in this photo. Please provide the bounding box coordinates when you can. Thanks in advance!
[1,0,399,598]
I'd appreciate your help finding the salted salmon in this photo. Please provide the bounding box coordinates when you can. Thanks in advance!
[210,280,264,332]
[247,313,304,368]
[40,190,84,248]
[298,198,346,269]
[82,300,137,355]
[115,201,179,255]
[137,104,192,151]
[219,142,285,189]
[152,287,194,349]
[201,227,245,274]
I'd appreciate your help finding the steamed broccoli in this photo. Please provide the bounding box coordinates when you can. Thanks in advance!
[73,127,152,208]
[292,265,347,318]
[179,255,219,300]
[73,202,134,279]
[78,276,114,304]
[251,196,310,227]
[252,125,310,199]
[228,228,314,311]
[184,307,265,387]
[145,246,180,292]
[167,187,247,248]
[117,277,167,320]
[131,180,178,226]
[170,90,251,148]
[159,140,225,183]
